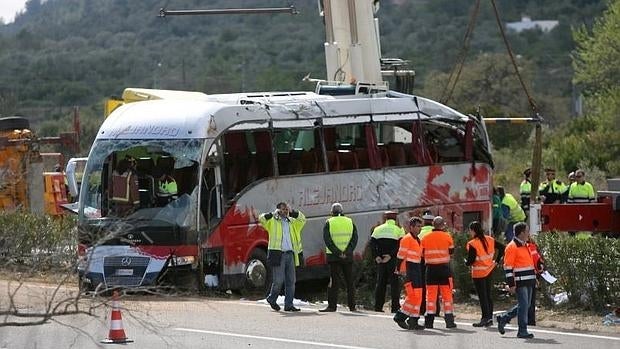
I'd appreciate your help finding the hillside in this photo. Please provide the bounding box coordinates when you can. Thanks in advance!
[0,0,608,153]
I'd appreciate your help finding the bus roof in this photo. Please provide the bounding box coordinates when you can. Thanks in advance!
[97,89,471,140]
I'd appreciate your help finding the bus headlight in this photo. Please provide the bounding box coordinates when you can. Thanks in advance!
[168,255,196,267]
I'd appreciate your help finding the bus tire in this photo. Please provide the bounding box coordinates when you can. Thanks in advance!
[0,117,29,132]
[245,248,271,294]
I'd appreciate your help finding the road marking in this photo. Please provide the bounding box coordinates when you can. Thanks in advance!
[235,301,620,341]
[175,328,379,349]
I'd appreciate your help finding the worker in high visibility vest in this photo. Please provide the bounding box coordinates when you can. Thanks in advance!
[419,210,434,239]
[539,168,566,204]
[259,202,306,312]
[496,222,536,339]
[319,202,358,313]
[110,157,140,216]
[519,168,532,217]
[393,216,425,330]
[497,186,526,242]
[465,221,505,327]
[420,216,457,329]
[370,211,406,313]
[567,169,596,203]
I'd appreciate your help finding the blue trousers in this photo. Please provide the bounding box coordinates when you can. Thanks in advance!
[501,285,533,336]
[267,251,296,309]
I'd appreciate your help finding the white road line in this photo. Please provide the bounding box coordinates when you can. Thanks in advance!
[175,328,379,349]
[235,301,620,341]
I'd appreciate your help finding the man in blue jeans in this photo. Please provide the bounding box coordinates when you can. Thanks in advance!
[259,202,306,312]
[496,222,536,339]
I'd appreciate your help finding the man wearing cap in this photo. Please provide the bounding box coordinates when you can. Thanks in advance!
[539,168,565,204]
[420,216,457,329]
[319,203,358,312]
[370,211,406,312]
[419,210,435,239]
[519,168,532,216]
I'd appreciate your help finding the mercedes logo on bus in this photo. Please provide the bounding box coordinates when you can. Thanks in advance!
[121,257,132,267]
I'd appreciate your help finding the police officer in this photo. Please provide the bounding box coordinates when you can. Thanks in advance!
[539,168,565,204]
[320,203,358,312]
[370,211,405,313]
[419,210,434,239]
[520,168,532,216]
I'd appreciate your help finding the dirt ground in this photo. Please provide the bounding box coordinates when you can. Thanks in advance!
[453,300,618,334]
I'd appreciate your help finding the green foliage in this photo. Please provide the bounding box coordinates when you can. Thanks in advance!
[537,233,620,310]
[0,211,77,271]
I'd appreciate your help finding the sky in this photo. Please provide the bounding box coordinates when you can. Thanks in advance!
[1,0,28,23]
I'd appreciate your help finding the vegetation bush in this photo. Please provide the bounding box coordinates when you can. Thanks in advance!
[0,211,77,272]
[536,233,620,310]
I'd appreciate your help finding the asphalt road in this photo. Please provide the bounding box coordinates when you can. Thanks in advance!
[1,285,619,349]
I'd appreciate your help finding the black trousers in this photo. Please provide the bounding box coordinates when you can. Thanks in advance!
[528,283,537,325]
[374,259,400,312]
[473,275,494,321]
[327,260,355,309]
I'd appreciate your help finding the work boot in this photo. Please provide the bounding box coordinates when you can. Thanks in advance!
[407,317,425,330]
[424,314,435,329]
[393,311,409,329]
[496,314,506,335]
[444,313,457,328]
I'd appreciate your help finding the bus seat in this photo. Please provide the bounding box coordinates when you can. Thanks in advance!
[403,144,417,165]
[137,157,155,176]
[224,132,248,155]
[277,153,290,175]
[301,150,318,173]
[287,149,304,175]
[378,145,390,167]
[387,143,407,166]
[326,150,340,171]
[338,150,358,170]
[355,148,369,169]
[254,152,274,179]
[157,156,175,175]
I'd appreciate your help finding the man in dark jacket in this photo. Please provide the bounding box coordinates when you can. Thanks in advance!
[370,211,405,312]
[320,203,358,312]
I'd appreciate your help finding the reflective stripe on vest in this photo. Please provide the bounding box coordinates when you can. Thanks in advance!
[397,234,422,264]
[326,216,354,254]
[421,231,453,265]
[466,236,496,278]
[504,240,536,286]
[111,172,139,204]
[568,182,595,203]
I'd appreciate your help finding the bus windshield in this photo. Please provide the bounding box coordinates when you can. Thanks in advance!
[79,139,203,232]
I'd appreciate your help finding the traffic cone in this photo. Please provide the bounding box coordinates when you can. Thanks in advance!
[101,290,134,344]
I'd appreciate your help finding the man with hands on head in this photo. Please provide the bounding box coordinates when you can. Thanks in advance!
[259,202,306,312]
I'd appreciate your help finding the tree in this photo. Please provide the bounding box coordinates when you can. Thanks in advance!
[549,0,620,176]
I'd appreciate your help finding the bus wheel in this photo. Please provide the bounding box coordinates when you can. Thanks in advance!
[245,248,270,293]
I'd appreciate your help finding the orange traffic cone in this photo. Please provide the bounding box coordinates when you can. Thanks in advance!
[101,290,134,344]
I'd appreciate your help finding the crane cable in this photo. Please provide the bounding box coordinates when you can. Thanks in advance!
[489,0,539,114]
[440,0,481,105]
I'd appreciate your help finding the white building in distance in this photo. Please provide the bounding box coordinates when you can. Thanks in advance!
[506,16,559,33]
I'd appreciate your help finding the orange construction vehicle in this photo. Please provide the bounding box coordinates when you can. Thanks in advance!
[0,114,79,216]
